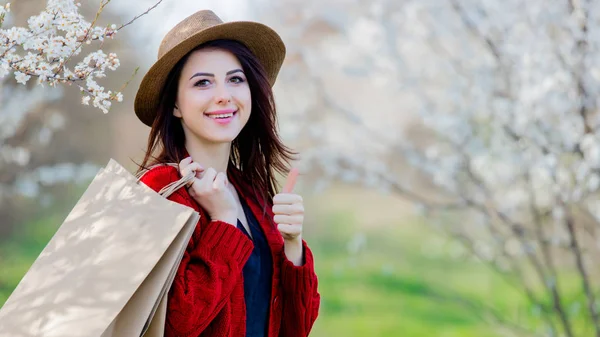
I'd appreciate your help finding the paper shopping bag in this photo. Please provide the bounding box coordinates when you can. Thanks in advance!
[0,159,198,337]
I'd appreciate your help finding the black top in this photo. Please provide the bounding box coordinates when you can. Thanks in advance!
[237,198,273,337]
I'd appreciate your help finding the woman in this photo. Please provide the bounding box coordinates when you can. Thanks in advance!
[134,9,320,337]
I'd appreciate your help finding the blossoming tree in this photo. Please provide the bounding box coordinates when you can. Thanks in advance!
[0,0,160,234]
[261,0,600,336]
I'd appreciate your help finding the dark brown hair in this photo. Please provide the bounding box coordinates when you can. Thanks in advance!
[136,39,295,205]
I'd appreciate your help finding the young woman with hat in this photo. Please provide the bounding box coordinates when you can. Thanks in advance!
[135,9,320,337]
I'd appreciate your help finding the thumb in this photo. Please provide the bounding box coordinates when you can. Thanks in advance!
[282,167,299,193]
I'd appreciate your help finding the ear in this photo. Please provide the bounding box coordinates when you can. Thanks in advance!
[173,104,182,118]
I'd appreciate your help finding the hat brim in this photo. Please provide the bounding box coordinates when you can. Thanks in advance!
[134,21,286,127]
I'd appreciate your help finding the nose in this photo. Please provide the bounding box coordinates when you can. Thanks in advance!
[214,82,232,105]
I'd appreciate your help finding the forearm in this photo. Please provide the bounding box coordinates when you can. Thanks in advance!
[284,237,304,266]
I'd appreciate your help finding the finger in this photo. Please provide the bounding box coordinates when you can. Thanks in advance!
[181,164,204,187]
[273,193,303,205]
[188,175,202,192]
[213,172,228,190]
[197,168,217,192]
[182,162,204,177]
[274,214,303,225]
[179,156,193,170]
[180,156,192,165]
[277,224,302,237]
[283,167,299,193]
[188,183,197,197]
[272,204,304,215]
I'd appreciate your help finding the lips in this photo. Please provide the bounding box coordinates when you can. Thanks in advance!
[207,112,234,119]
[204,109,237,124]
[205,109,236,115]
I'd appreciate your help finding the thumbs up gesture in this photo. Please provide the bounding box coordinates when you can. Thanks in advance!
[273,168,304,243]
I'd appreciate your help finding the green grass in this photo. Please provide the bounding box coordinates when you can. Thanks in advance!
[0,191,595,336]
[305,210,597,337]
[306,213,515,337]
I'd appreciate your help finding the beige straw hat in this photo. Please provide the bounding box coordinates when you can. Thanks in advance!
[134,10,286,127]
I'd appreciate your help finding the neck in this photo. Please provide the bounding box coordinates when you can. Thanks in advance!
[185,139,232,174]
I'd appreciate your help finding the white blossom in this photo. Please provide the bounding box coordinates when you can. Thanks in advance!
[0,0,160,210]
[0,0,154,113]
[14,71,30,85]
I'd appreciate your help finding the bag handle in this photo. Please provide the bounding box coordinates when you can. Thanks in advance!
[136,163,195,199]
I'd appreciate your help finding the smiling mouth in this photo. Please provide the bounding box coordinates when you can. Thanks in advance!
[205,111,237,119]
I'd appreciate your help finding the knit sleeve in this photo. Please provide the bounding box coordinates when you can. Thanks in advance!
[279,239,321,337]
[140,167,254,336]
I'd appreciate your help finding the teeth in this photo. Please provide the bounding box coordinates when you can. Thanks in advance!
[208,113,234,119]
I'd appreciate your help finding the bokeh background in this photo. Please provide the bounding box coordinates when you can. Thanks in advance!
[3,1,600,336]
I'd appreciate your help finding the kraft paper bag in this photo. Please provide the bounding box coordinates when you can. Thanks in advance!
[0,159,198,337]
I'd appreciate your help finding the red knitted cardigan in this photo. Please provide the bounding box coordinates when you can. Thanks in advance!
[140,165,320,337]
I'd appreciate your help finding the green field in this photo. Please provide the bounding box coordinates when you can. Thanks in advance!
[307,212,515,337]
[0,187,592,336]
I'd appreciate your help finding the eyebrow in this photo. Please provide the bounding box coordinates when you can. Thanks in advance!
[189,69,244,80]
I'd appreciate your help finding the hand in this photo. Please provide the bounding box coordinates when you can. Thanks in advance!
[273,192,305,266]
[179,157,237,226]
[275,167,302,242]
[273,193,304,242]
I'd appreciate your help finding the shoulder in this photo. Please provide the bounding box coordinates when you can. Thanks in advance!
[138,165,180,194]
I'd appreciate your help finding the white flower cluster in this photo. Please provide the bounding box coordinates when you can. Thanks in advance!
[403,0,600,220]
[0,0,124,113]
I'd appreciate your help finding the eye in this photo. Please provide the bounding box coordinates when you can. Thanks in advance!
[194,79,211,87]
[230,76,245,84]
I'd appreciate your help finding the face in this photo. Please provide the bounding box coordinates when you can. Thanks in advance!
[174,48,251,146]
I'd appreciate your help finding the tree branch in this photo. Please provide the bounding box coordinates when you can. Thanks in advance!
[447,230,556,333]
[526,170,571,337]
[564,204,600,336]
[116,0,165,31]
[449,0,502,64]
[454,148,574,336]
